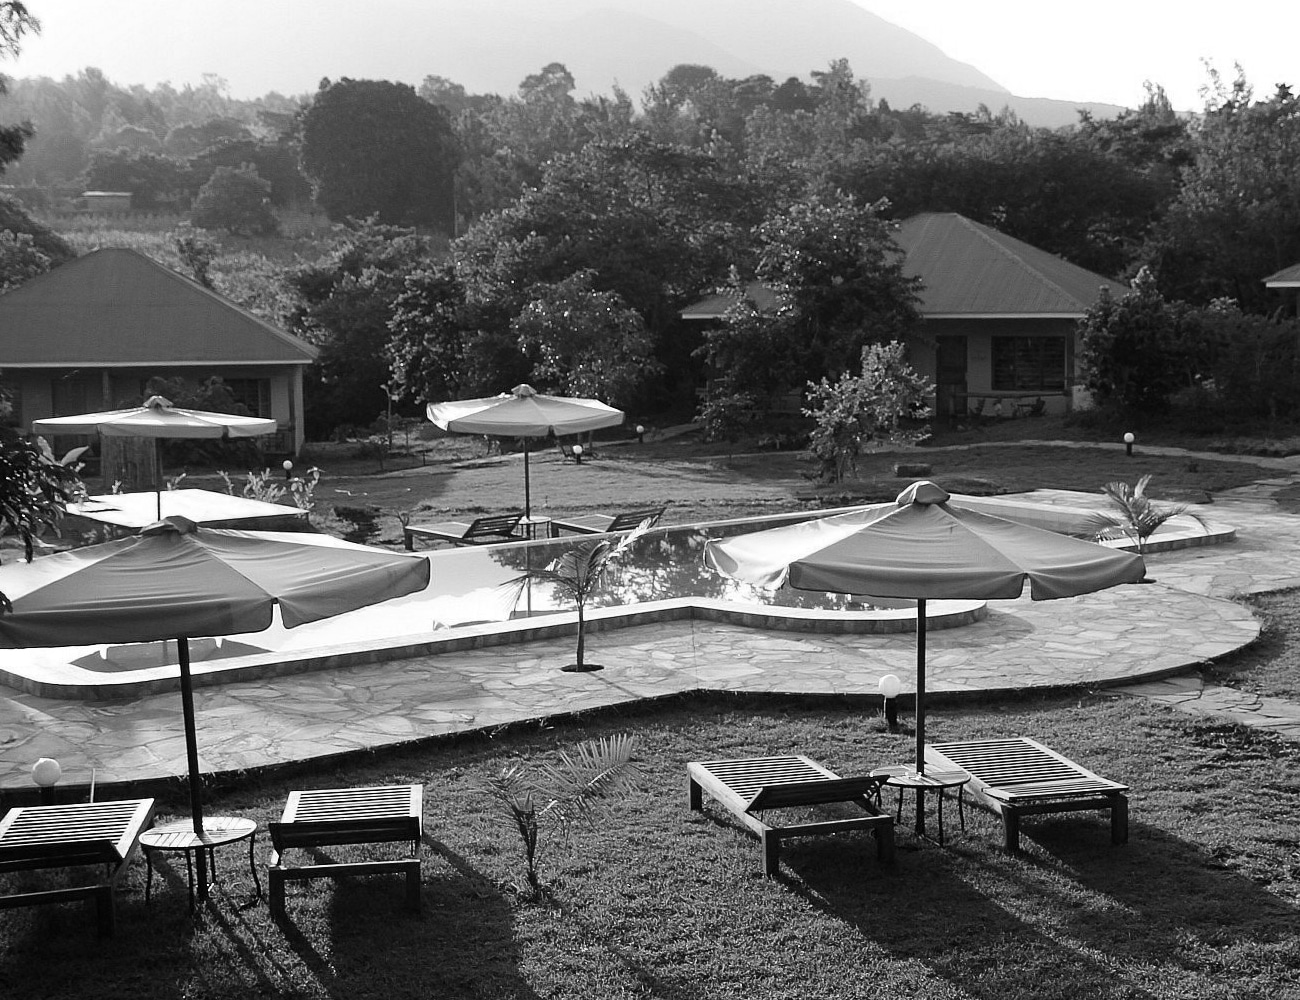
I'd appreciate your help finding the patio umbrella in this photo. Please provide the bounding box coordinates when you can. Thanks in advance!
[427,384,624,518]
[705,481,1145,786]
[32,395,278,519]
[0,516,430,897]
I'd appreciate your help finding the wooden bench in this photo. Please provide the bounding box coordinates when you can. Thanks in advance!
[551,505,666,536]
[688,756,893,875]
[268,784,423,918]
[0,798,155,936]
[926,737,1129,851]
[403,512,523,550]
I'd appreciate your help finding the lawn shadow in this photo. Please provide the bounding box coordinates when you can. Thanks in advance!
[789,810,1300,999]
[285,838,545,1000]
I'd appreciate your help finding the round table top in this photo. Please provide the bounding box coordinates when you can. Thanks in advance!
[870,766,970,789]
[140,815,257,850]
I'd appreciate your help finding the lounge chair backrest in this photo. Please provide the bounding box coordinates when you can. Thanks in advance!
[464,513,524,540]
[606,506,666,532]
[746,775,883,812]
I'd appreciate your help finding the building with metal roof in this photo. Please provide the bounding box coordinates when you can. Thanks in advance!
[0,247,318,453]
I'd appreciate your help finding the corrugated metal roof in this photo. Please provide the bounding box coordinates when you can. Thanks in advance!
[679,283,781,319]
[0,248,318,366]
[680,212,1128,320]
[1263,262,1300,285]
[892,212,1128,315]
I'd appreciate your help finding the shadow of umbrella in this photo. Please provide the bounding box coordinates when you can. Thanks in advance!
[0,516,430,901]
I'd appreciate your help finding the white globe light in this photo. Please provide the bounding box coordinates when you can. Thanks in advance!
[1123,432,1135,444]
[573,444,583,456]
[32,757,62,787]
[878,674,902,699]
[636,425,645,434]
[282,459,294,471]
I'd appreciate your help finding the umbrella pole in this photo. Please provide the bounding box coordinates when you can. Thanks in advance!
[177,637,210,900]
[155,440,163,520]
[915,597,927,770]
[523,438,531,519]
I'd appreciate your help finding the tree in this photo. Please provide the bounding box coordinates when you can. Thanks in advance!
[511,270,661,407]
[172,222,218,288]
[699,193,922,426]
[1076,267,1194,415]
[803,340,933,482]
[300,78,459,233]
[1143,76,1300,308]
[0,193,75,269]
[482,733,640,899]
[0,1,38,173]
[190,164,279,236]
[0,415,80,610]
[0,228,49,292]
[83,148,196,209]
[287,218,438,436]
[526,525,648,672]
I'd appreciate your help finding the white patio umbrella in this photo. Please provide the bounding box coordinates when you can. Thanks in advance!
[0,516,431,899]
[32,395,278,519]
[427,384,624,518]
[705,481,1146,824]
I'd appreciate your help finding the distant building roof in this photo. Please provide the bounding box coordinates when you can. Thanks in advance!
[680,212,1128,321]
[892,212,1128,317]
[1263,263,1300,287]
[0,247,318,368]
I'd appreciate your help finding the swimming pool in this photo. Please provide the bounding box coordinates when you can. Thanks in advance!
[0,492,1230,700]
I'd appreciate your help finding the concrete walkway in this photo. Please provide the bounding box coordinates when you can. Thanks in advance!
[4,444,1300,797]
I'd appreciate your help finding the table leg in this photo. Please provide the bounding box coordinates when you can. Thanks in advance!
[144,849,154,904]
[248,831,262,898]
[937,789,945,847]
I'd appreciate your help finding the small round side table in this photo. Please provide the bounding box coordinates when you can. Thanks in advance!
[870,766,970,845]
[141,815,260,909]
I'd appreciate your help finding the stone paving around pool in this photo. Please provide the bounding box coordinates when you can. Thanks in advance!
[1,474,1298,797]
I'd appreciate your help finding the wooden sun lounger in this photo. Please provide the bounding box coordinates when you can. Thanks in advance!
[551,505,666,536]
[403,512,523,550]
[926,737,1129,851]
[687,755,894,875]
[0,798,155,936]
[268,784,423,918]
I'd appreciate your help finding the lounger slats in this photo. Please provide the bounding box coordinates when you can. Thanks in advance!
[687,756,893,875]
[268,784,423,918]
[926,737,1128,851]
[0,798,155,936]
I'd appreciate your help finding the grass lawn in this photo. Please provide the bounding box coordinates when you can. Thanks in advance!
[2,688,1298,999]
[4,425,1300,995]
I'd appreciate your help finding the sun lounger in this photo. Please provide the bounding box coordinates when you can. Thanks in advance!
[687,755,894,875]
[925,737,1128,851]
[0,798,155,936]
[403,512,523,550]
[268,783,423,918]
[551,505,666,536]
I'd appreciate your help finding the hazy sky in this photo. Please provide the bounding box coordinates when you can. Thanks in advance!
[2,1,1295,111]
[855,1,1297,109]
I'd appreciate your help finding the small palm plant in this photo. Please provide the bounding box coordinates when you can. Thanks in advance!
[529,522,649,672]
[482,733,641,900]
[1087,474,1206,555]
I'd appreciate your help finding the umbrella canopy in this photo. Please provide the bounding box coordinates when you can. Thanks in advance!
[0,516,430,894]
[32,395,278,517]
[427,384,624,517]
[32,395,278,440]
[705,481,1145,798]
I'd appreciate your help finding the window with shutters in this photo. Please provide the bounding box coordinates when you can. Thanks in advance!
[991,337,1066,392]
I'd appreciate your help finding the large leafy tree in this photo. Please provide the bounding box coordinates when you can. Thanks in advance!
[511,270,661,408]
[287,219,439,436]
[300,78,459,233]
[190,164,279,236]
[1143,76,1300,308]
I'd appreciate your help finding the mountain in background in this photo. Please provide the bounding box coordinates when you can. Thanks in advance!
[9,0,1128,127]
[337,0,1127,127]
